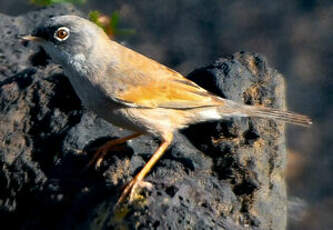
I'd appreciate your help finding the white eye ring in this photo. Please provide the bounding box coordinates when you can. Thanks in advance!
[54,27,70,41]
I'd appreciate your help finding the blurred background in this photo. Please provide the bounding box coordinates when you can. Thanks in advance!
[0,0,332,229]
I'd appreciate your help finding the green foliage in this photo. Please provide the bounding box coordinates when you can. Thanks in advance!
[88,10,103,27]
[88,10,135,38]
[30,0,86,6]
[30,0,135,38]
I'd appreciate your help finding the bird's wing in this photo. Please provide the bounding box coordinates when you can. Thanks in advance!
[103,46,223,109]
[117,74,221,109]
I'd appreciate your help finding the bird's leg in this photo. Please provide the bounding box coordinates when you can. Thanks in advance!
[116,134,173,206]
[85,132,142,170]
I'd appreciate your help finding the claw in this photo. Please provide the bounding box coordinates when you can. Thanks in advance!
[129,180,153,202]
[89,143,109,169]
[81,144,108,172]
[82,133,142,172]
[116,178,153,206]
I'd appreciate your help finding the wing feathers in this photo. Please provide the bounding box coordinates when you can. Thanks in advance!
[103,41,223,109]
[118,77,222,109]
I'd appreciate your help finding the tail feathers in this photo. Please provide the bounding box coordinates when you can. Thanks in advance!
[215,99,312,127]
[243,105,312,127]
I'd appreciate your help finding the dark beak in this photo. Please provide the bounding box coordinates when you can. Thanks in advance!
[21,35,44,42]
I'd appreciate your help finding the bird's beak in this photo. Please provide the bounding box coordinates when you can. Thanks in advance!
[21,35,44,42]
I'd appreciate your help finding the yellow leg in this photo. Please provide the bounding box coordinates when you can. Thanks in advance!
[85,132,142,170]
[116,133,173,205]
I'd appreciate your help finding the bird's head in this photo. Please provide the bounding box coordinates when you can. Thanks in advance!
[22,15,105,66]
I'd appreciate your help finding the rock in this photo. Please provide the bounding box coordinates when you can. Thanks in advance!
[0,4,286,230]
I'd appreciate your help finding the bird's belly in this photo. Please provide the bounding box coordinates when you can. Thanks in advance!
[79,94,145,132]
[100,107,191,138]
[75,90,136,130]
[70,85,143,132]
[96,106,148,133]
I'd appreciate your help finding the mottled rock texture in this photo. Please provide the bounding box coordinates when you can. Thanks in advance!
[0,4,287,230]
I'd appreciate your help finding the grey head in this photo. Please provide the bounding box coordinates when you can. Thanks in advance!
[25,15,122,114]
[26,15,105,66]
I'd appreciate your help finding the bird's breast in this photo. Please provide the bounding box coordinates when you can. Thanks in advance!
[64,59,116,113]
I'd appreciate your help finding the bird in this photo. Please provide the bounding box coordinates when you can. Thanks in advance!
[22,15,312,205]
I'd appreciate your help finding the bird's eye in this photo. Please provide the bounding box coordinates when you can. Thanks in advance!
[54,27,70,41]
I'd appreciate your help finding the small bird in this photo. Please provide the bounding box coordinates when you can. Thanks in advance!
[22,15,312,205]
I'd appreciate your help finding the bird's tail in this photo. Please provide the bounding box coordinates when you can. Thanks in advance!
[242,105,312,127]
[214,99,312,127]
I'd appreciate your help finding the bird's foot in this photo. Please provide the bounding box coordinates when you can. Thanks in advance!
[83,133,142,172]
[116,178,153,206]
[82,140,116,171]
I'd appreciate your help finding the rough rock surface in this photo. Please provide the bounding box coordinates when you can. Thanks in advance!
[0,4,287,230]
